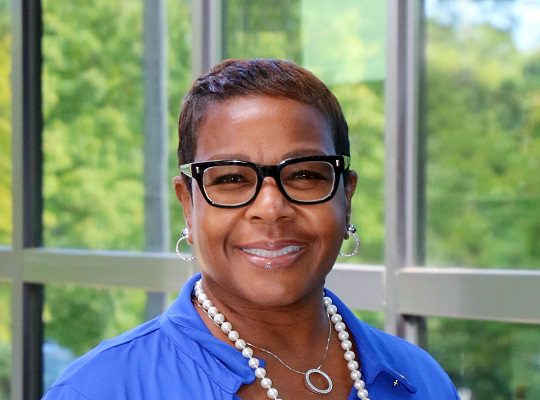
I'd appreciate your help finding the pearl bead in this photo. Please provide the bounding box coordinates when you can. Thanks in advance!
[196,293,207,302]
[338,331,349,341]
[357,388,369,399]
[341,339,352,350]
[260,377,272,389]
[220,322,232,334]
[354,379,365,389]
[334,321,346,332]
[248,357,260,369]
[194,280,369,400]
[350,369,362,380]
[331,314,342,323]
[348,360,359,371]
[267,387,279,399]
[255,367,266,378]
[327,304,338,315]
[202,299,212,310]
[213,313,225,324]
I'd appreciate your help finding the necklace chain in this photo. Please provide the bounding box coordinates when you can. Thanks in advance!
[245,312,332,376]
[193,280,371,399]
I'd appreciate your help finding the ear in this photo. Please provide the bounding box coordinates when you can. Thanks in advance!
[172,175,194,243]
[344,170,358,227]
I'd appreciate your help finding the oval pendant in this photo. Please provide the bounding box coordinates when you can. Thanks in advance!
[304,368,333,395]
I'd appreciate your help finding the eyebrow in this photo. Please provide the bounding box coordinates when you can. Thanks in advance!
[202,149,328,162]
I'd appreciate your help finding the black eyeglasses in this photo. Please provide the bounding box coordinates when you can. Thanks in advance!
[180,155,350,208]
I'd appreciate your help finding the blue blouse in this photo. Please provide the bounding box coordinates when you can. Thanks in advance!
[43,273,460,399]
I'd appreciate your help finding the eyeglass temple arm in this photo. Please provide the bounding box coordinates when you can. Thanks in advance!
[179,163,193,178]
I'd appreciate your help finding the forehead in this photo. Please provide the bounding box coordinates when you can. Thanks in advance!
[194,96,335,162]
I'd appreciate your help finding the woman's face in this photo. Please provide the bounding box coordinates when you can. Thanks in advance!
[174,95,357,308]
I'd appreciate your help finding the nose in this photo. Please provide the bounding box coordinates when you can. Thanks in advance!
[245,177,296,222]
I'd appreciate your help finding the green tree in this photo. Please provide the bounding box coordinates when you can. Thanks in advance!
[40,0,192,360]
[424,7,540,398]
[0,0,11,245]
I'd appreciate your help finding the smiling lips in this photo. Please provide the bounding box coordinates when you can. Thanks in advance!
[238,243,304,269]
[241,245,302,258]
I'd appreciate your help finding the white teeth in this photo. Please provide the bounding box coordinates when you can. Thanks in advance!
[242,245,302,258]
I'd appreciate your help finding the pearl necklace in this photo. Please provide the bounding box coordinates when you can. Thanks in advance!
[193,280,371,399]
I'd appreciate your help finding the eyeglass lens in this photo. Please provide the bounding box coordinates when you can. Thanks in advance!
[201,161,336,206]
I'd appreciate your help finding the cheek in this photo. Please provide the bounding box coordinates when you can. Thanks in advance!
[190,194,236,259]
[324,189,350,232]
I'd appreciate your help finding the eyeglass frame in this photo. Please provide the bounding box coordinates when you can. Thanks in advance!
[179,155,351,208]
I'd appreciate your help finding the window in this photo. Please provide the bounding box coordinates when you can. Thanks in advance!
[427,318,540,399]
[42,0,146,250]
[0,282,10,399]
[0,0,11,246]
[424,0,540,269]
[43,285,148,387]
[2,1,538,398]
[420,2,540,397]
[224,0,387,263]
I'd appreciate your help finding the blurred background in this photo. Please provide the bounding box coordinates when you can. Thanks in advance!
[1,0,539,399]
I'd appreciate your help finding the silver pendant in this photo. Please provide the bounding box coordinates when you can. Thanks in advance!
[304,368,333,395]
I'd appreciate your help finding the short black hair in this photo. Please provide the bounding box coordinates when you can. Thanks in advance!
[177,58,350,167]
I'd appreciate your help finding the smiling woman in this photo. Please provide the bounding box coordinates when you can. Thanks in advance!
[42,59,459,400]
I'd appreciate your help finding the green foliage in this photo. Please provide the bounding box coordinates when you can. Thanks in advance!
[38,0,191,363]
[0,1,11,245]
[425,21,540,269]
[428,319,540,400]
[0,284,10,399]
[224,0,302,60]
[42,0,145,250]
[0,339,9,400]
[44,285,146,356]
[424,6,540,398]
[333,82,385,263]
[167,0,192,243]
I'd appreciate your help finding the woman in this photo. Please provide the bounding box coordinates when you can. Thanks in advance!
[43,59,459,399]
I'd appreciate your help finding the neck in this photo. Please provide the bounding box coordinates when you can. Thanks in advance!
[196,276,330,355]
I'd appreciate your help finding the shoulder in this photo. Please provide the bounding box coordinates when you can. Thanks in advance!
[43,385,91,400]
[352,320,458,397]
[326,291,458,397]
[43,318,182,399]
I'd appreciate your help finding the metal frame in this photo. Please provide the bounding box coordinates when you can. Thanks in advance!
[2,0,539,399]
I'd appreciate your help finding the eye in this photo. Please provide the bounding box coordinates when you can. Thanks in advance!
[287,170,328,181]
[211,173,248,185]
[203,166,256,187]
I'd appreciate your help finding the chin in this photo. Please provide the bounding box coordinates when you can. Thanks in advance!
[239,276,319,308]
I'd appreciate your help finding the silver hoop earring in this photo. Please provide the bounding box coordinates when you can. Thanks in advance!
[176,227,196,261]
[339,224,360,257]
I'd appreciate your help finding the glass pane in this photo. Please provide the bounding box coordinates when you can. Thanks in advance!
[223,0,386,264]
[0,0,12,245]
[43,285,149,390]
[167,0,192,248]
[427,318,540,399]
[0,282,11,399]
[424,0,540,268]
[42,0,145,250]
